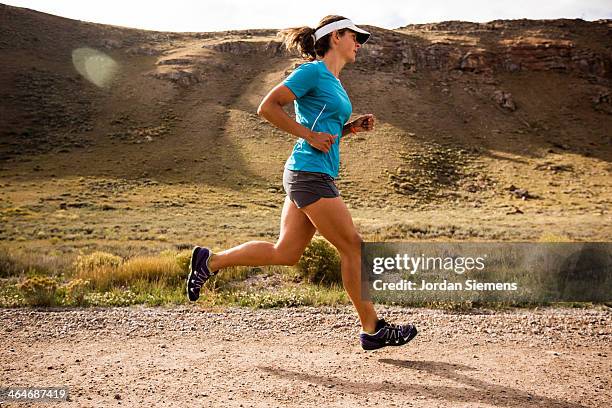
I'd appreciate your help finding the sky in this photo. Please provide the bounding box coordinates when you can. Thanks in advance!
[3,0,611,32]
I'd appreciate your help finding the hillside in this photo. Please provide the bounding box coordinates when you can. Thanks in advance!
[0,4,610,257]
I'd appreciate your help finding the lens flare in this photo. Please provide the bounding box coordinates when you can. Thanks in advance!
[72,48,118,88]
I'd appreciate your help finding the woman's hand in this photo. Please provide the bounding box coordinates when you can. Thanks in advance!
[306,131,337,153]
[351,114,376,133]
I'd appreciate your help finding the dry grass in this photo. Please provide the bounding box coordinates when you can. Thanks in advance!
[75,253,185,291]
[0,247,74,278]
[538,232,573,242]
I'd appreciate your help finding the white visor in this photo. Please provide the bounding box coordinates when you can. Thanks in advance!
[313,19,371,45]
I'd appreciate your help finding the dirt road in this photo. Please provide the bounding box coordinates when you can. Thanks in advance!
[1,306,610,407]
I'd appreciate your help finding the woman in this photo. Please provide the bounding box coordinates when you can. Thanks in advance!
[187,15,417,350]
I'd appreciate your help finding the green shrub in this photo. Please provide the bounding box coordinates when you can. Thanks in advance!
[17,275,58,306]
[295,238,341,285]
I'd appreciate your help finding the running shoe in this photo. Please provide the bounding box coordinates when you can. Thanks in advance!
[186,246,216,301]
[359,318,418,350]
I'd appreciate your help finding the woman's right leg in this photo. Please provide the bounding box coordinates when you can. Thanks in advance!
[207,196,316,271]
[299,196,379,334]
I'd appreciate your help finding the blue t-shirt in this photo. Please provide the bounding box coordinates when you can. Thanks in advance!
[282,60,352,178]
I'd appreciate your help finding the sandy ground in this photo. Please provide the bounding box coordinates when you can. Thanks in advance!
[1,306,610,407]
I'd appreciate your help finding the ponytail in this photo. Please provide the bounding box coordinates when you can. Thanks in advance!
[277,15,349,61]
[277,26,317,61]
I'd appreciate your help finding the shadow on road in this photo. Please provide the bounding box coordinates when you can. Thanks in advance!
[258,359,586,408]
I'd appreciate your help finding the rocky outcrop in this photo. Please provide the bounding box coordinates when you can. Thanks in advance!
[498,37,607,78]
[354,20,612,81]
[357,37,610,80]
[192,20,610,81]
[202,40,288,57]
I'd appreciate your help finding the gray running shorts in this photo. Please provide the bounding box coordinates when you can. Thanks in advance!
[282,168,340,208]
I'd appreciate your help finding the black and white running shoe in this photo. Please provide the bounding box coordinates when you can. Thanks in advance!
[186,246,216,301]
[359,319,418,350]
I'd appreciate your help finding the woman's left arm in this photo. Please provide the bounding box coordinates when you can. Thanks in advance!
[342,114,376,136]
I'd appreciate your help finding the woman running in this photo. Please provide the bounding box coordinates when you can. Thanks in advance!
[187,15,417,350]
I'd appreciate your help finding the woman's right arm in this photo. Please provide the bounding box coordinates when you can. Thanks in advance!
[257,84,337,153]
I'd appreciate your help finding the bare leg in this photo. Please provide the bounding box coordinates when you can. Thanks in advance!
[300,197,378,333]
[208,196,316,271]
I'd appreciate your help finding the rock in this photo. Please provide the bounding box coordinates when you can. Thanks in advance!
[592,90,610,104]
[458,50,495,73]
[506,185,538,200]
[157,58,193,66]
[591,90,612,113]
[493,90,517,111]
[126,47,160,56]
[506,206,524,215]
[534,162,574,173]
[398,182,416,193]
[549,141,571,150]
[465,183,479,193]
[151,70,201,87]
[100,38,122,49]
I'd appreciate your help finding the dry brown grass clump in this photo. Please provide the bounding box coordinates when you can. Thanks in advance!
[0,247,73,278]
[75,251,186,290]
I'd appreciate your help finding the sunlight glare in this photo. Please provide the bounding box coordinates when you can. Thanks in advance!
[72,48,118,88]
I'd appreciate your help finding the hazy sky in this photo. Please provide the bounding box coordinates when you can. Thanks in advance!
[3,0,611,32]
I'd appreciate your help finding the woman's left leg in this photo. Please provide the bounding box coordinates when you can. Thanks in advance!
[207,196,316,271]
